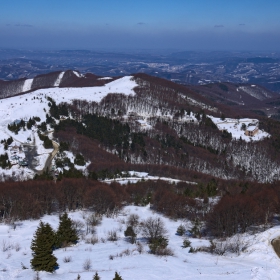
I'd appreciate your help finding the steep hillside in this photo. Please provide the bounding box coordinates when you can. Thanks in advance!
[0,70,118,99]
[0,71,279,183]
[189,82,280,117]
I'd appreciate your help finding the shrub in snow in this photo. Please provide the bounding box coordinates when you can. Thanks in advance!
[124,226,137,244]
[210,236,249,256]
[127,214,140,228]
[148,236,171,256]
[182,238,191,248]
[83,258,92,271]
[85,235,99,245]
[136,241,144,254]
[86,213,102,234]
[107,230,119,241]
[21,262,28,269]
[15,242,21,252]
[72,219,85,237]
[63,256,72,263]
[30,221,58,272]
[189,247,195,253]
[176,224,186,236]
[141,217,167,242]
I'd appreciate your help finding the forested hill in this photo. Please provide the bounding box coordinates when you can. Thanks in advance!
[0,70,280,184]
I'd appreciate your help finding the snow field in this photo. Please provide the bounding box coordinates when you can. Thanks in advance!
[22,79,33,93]
[209,116,270,142]
[103,171,197,185]
[0,206,280,279]
[53,72,65,87]
[0,76,137,178]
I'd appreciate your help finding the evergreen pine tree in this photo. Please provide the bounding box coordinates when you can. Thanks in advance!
[113,272,123,280]
[176,224,185,236]
[30,221,58,272]
[93,272,101,280]
[44,223,56,250]
[56,213,78,248]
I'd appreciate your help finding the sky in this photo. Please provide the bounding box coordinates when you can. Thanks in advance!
[1,0,280,51]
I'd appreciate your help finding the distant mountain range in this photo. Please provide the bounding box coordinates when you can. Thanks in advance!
[0,49,280,93]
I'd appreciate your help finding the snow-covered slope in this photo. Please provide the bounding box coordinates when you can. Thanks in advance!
[0,76,137,126]
[0,206,280,280]
[209,116,270,142]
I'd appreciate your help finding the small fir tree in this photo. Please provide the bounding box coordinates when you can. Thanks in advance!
[190,219,202,238]
[113,272,123,280]
[93,272,101,280]
[30,221,58,272]
[56,213,78,248]
[182,238,191,248]
[176,224,185,236]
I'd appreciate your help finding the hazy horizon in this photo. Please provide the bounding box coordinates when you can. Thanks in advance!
[1,0,280,51]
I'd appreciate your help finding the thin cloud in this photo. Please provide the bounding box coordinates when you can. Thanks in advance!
[14,24,33,28]
[214,25,224,28]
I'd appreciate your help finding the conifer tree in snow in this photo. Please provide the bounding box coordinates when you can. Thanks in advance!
[93,272,101,280]
[56,212,78,248]
[113,272,123,280]
[30,221,58,272]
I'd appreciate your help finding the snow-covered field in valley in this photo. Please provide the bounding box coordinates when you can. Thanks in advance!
[0,206,280,280]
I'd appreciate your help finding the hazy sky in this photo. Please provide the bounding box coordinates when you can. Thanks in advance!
[1,0,280,51]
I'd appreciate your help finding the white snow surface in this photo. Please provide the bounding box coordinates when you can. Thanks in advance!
[34,154,49,171]
[98,77,113,80]
[73,71,83,78]
[22,79,33,92]
[0,76,136,133]
[103,171,197,185]
[0,206,280,279]
[209,116,270,142]
[53,72,65,87]
[0,76,136,179]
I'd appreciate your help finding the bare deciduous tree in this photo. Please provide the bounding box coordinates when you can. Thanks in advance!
[141,217,167,242]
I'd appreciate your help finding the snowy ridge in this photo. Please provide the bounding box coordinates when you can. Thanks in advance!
[238,86,273,100]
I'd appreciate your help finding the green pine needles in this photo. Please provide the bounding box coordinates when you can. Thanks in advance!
[30,221,58,272]
[113,272,123,280]
[31,213,79,272]
[56,212,79,248]
[93,272,101,280]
